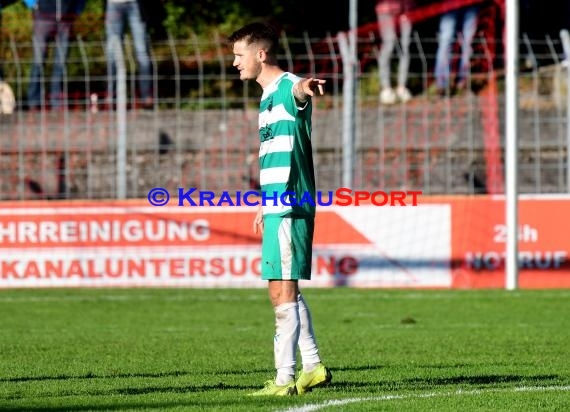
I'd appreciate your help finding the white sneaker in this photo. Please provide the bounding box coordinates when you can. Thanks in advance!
[396,86,412,103]
[380,88,397,105]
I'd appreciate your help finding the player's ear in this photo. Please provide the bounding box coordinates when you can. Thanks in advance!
[257,48,267,62]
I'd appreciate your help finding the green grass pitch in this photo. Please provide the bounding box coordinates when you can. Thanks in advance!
[1,288,569,411]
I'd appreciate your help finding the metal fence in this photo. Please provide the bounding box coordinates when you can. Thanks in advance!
[1,28,569,200]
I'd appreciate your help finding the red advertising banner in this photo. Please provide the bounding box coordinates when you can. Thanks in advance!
[446,196,570,288]
[0,196,568,288]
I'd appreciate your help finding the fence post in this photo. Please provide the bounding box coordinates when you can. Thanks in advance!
[505,0,519,291]
[338,29,356,190]
[113,37,127,199]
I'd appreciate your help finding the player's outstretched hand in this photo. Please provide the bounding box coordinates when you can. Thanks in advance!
[302,78,326,96]
[294,78,326,102]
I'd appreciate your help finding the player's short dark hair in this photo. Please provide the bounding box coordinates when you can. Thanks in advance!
[228,22,279,55]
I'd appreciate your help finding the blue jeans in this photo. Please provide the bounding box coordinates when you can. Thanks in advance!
[105,0,152,102]
[377,12,412,90]
[434,6,479,90]
[27,13,73,108]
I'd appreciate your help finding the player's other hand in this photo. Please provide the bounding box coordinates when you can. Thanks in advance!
[253,205,264,235]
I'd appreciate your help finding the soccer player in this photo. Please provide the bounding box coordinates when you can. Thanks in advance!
[228,22,332,396]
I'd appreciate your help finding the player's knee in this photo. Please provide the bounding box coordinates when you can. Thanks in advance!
[268,280,298,306]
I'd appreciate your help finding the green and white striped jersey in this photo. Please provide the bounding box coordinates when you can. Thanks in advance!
[258,72,316,219]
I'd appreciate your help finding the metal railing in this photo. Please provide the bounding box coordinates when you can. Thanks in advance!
[0,30,569,200]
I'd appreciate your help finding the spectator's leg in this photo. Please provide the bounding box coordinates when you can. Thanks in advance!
[396,14,412,102]
[434,11,458,93]
[105,2,126,107]
[27,15,52,109]
[456,6,479,88]
[378,12,396,90]
[127,2,152,105]
[49,22,72,109]
[378,11,397,104]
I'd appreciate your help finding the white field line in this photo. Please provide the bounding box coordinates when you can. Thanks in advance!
[278,385,570,412]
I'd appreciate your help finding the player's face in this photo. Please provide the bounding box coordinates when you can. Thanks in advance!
[232,40,262,81]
